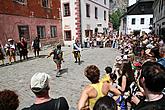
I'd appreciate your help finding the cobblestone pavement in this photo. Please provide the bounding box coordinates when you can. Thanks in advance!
[0,47,120,110]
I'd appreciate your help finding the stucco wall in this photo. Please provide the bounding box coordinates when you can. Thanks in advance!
[81,0,109,40]
[0,14,62,46]
[61,0,110,46]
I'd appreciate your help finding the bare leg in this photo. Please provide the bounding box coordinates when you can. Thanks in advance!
[1,59,4,65]
[56,63,61,77]
[13,56,16,62]
[8,56,11,64]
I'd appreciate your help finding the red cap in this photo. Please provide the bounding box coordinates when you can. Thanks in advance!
[134,62,142,67]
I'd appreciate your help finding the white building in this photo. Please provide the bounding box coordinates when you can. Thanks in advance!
[61,0,110,46]
[128,0,137,6]
[119,0,154,36]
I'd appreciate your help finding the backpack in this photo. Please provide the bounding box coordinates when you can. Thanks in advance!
[53,49,62,60]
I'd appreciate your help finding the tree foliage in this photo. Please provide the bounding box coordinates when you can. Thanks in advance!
[110,9,123,31]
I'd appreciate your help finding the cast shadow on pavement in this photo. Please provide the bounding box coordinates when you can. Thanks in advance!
[38,55,47,58]
[59,68,68,75]
[79,60,85,65]
[0,55,47,68]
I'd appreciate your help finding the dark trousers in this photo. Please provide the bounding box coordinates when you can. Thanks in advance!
[34,48,39,57]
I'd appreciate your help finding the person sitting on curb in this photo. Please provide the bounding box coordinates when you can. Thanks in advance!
[22,72,69,110]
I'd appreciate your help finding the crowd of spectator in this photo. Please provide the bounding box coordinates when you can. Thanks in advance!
[0,37,41,65]
[0,33,165,110]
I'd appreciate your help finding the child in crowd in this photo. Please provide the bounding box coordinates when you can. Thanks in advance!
[100,66,112,83]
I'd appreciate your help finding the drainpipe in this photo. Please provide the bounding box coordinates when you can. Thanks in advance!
[79,0,83,48]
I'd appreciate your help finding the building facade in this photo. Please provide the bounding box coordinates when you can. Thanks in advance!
[128,0,137,6]
[153,0,165,37]
[0,0,62,47]
[119,0,154,36]
[61,0,110,46]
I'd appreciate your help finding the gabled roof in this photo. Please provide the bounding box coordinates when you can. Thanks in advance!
[121,0,154,18]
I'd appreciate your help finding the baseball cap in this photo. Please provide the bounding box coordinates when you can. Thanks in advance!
[30,72,50,93]
[8,38,13,42]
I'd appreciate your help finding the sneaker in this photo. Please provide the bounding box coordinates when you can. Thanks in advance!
[75,61,77,63]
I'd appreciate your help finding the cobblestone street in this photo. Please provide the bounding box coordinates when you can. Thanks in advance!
[0,47,120,110]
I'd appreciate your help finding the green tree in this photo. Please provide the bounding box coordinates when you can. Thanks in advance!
[109,9,123,31]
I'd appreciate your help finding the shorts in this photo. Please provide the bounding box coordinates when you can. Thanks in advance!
[53,59,61,64]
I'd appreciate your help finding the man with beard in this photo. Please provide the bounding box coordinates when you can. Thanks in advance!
[131,61,165,110]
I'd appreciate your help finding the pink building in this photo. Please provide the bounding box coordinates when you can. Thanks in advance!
[0,0,63,47]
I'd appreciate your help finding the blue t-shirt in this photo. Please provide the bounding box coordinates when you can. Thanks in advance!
[157,58,165,68]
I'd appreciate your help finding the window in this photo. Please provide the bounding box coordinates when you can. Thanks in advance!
[37,26,45,39]
[42,0,49,8]
[50,26,57,38]
[150,18,153,25]
[140,5,145,12]
[63,3,70,17]
[104,10,106,21]
[159,1,161,13]
[86,4,90,17]
[95,7,98,19]
[104,0,106,5]
[18,25,30,40]
[13,0,27,4]
[132,18,135,25]
[64,31,71,41]
[161,0,163,11]
[140,18,144,24]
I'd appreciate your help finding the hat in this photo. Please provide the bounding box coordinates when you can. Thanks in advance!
[8,39,13,42]
[146,43,154,49]
[115,56,122,64]
[133,62,142,67]
[30,72,50,92]
[123,55,128,60]
[116,56,121,61]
